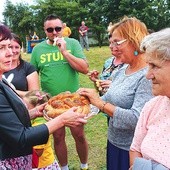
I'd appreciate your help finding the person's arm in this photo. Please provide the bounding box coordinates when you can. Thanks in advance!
[79,31,83,36]
[129,150,142,168]
[0,81,87,149]
[62,50,88,74]
[29,103,87,133]
[78,76,153,128]
[29,103,46,119]
[45,107,87,134]
[82,30,87,34]
[82,26,88,34]
[0,96,87,150]
[87,70,99,82]
[27,71,39,90]
[79,28,83,36]
[55,38,89,74]
[78,88,116,117]
[129,101,151,168]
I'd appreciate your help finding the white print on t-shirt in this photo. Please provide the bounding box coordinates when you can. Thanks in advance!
[2,73,16,90]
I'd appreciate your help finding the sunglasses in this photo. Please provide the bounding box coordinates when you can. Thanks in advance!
[46,26,62,33]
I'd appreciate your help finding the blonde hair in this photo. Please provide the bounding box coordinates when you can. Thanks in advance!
[24,90,51,107]
[110,16,148,53]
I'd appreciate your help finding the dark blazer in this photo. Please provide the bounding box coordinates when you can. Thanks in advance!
[0,80,49,160]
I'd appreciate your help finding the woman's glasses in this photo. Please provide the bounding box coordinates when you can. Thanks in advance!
[46,27,62,33]
[110,39,127,47]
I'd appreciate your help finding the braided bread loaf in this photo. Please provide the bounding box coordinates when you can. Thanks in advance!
[45,92,90,118]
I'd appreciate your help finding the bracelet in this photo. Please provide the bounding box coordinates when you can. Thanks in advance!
[101,102,109,113]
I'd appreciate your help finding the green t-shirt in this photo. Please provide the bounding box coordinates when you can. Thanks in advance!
[31,38,86,96]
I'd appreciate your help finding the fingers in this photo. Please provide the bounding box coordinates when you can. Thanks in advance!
[43,110,52,121]
[53,37,59,46]
[78,118,87,124]
[64,116,87,127]
[66,107,88,123]
[87,70,99,81]
[84,113,94,119]
[98,80,112,88]
[77,87,90,93]
[53,37,66,49]
[77,88,98,101]
[65,121,86,128]
[76,88,85,94]
[87,70,98,75]
[36,103,47,113]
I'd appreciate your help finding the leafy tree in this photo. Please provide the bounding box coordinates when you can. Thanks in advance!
[86,0,108,47]
[118,0,170,31]
[32,0,89,39]
[3,0,35,46]
[3,0,170,48]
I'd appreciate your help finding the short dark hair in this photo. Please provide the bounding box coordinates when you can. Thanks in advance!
[0,24,12,42]
[44,14,61,23]
[11,33,22,47]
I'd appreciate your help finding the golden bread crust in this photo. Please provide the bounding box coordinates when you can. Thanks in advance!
[45,92,90,118]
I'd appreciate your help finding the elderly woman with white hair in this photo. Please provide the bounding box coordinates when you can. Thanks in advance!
[129,28,170,170]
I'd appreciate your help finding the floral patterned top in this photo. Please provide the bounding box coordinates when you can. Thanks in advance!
[0,155,32,170]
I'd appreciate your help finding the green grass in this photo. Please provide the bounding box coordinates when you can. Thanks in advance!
[23,46,111,170]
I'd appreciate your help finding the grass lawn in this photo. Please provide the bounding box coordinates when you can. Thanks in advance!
[23,46,111,170]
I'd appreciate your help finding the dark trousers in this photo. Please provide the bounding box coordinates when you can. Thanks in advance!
[107,140,130,170]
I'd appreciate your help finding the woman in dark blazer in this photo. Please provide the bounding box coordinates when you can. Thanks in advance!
[0,24,87,169]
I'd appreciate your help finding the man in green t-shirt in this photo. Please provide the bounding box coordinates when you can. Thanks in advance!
[31,14,89,170]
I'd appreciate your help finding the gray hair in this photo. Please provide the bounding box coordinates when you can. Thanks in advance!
[140,28,170,61]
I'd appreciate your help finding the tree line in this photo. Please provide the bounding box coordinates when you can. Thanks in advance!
[2,0,170,48]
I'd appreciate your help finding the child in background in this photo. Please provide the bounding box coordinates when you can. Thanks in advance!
[23,90,61,170]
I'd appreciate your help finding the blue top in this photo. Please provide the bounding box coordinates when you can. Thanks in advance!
[102,64,153,151]
[100,56,123,81]
[99,56,124,96]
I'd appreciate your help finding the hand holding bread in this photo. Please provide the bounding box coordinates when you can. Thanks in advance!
[44,92,90,118]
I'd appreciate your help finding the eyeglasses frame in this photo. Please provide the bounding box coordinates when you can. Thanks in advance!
[110,39,127,47]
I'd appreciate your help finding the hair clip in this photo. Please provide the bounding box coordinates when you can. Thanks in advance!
[36,91,43,100]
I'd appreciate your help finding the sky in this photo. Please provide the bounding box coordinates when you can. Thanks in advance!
[0,0,34,22]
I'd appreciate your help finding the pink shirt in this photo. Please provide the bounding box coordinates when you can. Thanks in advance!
[130,96,170,169]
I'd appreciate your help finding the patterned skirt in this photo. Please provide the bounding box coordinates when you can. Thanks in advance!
[0,155,32,170]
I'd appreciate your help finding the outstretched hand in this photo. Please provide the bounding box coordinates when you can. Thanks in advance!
[45,107,88,134]
[87,70,99,82]
[61,107,87,127]
[77,88,102,107]
[36,103,47,117]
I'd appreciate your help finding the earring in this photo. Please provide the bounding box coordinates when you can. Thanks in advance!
[134,50,138,56]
